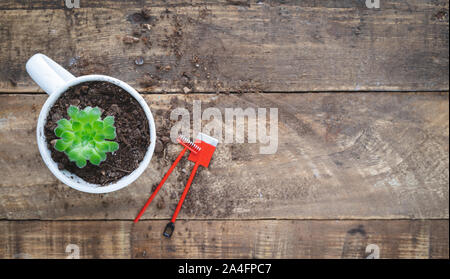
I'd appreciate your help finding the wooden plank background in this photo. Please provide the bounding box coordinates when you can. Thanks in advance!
[0,0,448,258]
[0,220,448,259]
[0,0,448,93]
[0,93,448,220]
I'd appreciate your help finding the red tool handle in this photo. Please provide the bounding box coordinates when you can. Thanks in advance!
[163,162,200,238]
[171,162,199,223]
[134,147,187,223]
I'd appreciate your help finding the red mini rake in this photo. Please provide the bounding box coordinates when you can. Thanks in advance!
[134,133,218,238]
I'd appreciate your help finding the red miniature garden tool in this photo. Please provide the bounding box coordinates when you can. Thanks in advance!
[134,133,218,238]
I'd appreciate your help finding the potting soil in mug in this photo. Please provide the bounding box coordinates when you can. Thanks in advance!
[44,81,151,185]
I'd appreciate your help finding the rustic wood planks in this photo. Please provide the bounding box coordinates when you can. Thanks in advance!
[0,220,447,259]
[0,0,448,259]
[0,0,448,93]
[0,93,448,220]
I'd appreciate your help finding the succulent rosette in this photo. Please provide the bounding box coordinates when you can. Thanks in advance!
[53,106,119,168]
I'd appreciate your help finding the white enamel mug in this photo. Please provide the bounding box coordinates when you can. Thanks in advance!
[26,53,156,194]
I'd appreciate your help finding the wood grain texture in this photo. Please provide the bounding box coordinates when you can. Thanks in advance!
[0,0,448,93]
[0,220,447,259]
[0,93,448,220]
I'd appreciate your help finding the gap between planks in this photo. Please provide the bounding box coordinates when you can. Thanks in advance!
[1,218,449,222]
[1,90,449,95]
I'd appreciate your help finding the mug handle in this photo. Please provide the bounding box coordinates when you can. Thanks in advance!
[26,53,76,95]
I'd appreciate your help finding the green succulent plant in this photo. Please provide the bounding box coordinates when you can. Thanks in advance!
[53,105,119,168]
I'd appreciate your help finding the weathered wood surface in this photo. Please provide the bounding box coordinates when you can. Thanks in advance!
[0,220,447,259]
[0,0,448,93]
[0,92,448,220]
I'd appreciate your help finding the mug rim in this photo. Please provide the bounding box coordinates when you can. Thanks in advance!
[37,74,156,194]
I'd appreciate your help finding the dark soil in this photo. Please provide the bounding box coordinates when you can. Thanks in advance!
[44,81,150,185]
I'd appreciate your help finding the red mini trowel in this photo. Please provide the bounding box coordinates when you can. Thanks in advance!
[134,133,218,238]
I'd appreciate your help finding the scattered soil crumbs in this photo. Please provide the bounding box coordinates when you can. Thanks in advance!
[8,76,17,86]
[433,10,449,22]
[44,81,150,185]
[67,55,111,76]
[120,6,265,94]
